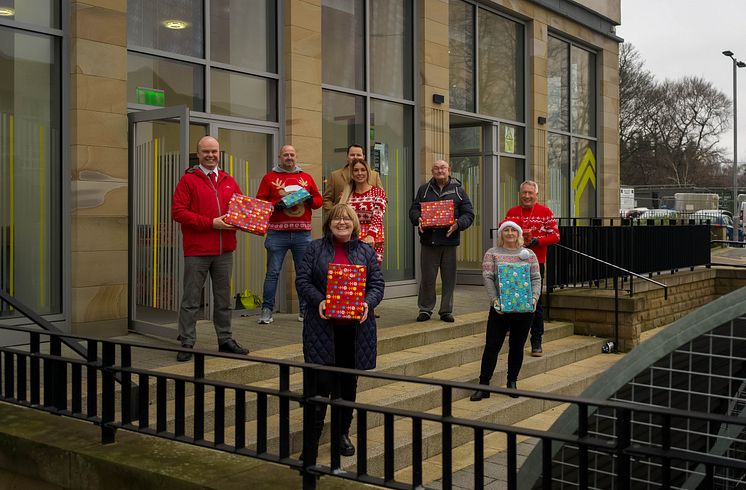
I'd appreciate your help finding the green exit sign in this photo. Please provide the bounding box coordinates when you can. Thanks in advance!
[136,87,165,107]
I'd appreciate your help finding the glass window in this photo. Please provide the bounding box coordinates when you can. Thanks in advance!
[547,133,570,217]
[128,52,205,111]
[322,91,365,178]
[498,156,523,218]
[0,27,61,316]
[571,46,596,137]
[448,0,474,112]
[499,124,524,155]
[450,126,482,154]
[211,69,276,121]
[477,9,524,121]
[571,138,597,217]
[322,0,364,89]
[451,156,482,270]
[370,100,413,281]
[548,37,569,131]
[210,0,277,73]
[0,0,59,28]
[128,0,204,58]
[370,0,412,99]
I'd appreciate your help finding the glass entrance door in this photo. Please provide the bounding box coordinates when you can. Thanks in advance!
[212,125,275,317]
[128,106,205,336]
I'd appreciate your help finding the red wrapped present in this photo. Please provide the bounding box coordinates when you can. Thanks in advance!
[224,194,273,236]
[326,263,367,320]
[420,200,455,229]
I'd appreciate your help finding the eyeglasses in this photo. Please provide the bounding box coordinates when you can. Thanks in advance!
[332,216,353,222]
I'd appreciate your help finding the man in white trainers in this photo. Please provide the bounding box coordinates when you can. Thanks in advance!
[255,145,322,324]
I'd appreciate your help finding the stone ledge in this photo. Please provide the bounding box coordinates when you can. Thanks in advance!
[0,403,370,489]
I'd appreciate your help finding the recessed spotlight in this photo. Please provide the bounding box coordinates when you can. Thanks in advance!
[0,7,15,16]
[162,19,189,30]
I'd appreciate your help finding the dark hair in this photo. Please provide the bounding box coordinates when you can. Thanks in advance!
[346,144,365,157]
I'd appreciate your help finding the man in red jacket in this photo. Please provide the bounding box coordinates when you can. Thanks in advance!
[504,180,560,357]
[172,136,249,362]
[256,144,323,324]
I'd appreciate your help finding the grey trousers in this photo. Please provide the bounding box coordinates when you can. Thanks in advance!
[177,252,234,346]
[417,244,457,317]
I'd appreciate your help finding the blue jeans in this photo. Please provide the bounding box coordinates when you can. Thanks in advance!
[261,230,312,312]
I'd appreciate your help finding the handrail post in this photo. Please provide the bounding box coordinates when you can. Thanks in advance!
[101,341,117,444]
[301,365,319,490]
[614,271,620,352]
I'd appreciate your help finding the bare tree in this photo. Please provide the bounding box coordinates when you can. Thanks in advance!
[619,43,731,187]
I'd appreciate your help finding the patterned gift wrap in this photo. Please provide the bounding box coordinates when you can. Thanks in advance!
[497,263,533,313]
[420,200,455,229]
[326,263,367,320]
[281,187,311,208]
[224,194,273,236]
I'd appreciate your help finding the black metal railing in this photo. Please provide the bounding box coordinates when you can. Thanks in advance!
[548,243,667,351]
[0,295,745,489]
[0,323,745,489]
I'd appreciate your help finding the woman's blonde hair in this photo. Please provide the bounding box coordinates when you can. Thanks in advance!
[323,202,360,237]
[340,158,374,203]
[496,227,525,248]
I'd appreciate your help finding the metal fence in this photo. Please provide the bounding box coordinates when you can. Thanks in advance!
[0,320,744,489]
[546,220,711,293]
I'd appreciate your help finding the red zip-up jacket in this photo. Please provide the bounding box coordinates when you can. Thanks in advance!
[172,167,242,256]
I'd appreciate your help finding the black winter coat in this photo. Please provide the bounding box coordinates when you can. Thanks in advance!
[295,234,385,370]
[409,177,475,247]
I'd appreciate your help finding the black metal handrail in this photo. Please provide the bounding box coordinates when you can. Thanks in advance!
[549,243,668,352]
[0,290,139,411]
[0,321,743,489]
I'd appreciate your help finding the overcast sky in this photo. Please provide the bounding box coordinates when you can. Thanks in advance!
[616,0,746,163]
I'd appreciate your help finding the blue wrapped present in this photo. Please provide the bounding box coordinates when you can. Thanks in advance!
[497,263,533,313]
[281,187,311,208]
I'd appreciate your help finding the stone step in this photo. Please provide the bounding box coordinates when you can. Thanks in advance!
[321,352,622,478]
[150,322,581,435]
[192,334,605,455]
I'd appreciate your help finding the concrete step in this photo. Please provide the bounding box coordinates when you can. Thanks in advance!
[149,321,580,436]
[192,334,605,454]
[324,352,622,478]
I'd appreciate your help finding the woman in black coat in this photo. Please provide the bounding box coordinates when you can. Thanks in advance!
[296,202,385,460]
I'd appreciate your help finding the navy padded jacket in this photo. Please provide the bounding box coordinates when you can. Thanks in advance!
[295,234,385,369]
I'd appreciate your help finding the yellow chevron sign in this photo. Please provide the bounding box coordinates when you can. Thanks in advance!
[572,148,596,216]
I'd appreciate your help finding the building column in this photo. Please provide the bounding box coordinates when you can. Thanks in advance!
[420,0,450,176]
[282,0,323,312]
[69,1,129,336]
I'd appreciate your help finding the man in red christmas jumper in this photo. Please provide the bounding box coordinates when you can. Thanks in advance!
[504,180,559,357]
[256,145,323,324]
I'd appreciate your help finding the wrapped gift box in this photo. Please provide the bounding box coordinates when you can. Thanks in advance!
[281,187,311,208]
[497,263,533,313]
[420,200,455,229]
[326,263,367,320]
[224,194,273,236]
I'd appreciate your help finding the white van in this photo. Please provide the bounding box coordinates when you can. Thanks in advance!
[740,201,746,241]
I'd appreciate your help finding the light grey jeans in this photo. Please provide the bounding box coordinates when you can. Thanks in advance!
[177,252,234,346]
[417,244,457,317]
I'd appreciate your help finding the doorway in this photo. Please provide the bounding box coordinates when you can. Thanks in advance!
[128,107,278,336]
[449,115,525,284]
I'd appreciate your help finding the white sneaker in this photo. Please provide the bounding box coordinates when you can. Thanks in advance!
[297,313,304,322]
[258,308,273,324]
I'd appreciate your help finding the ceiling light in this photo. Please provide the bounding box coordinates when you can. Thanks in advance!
[0,7,15,16]
[162,19,189,30]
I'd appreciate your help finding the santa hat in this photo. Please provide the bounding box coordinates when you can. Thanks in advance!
[497,220,523,236]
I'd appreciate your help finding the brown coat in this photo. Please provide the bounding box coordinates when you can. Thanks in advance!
[322,164,383,212]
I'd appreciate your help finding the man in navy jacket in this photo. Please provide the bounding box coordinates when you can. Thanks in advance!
[409,160,475,323]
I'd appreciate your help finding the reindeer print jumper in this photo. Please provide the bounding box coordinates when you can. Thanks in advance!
[256,169,322,231]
